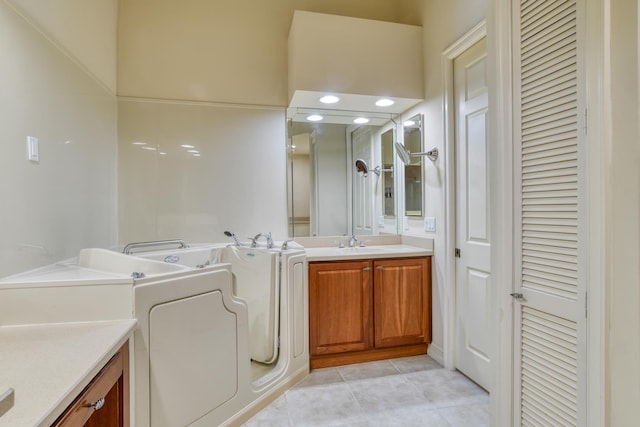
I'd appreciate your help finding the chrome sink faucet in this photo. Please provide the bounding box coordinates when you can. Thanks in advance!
[348,234,358,248]
[250,232,274,249]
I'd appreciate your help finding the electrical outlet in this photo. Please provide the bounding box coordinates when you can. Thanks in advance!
[424,217,436,232]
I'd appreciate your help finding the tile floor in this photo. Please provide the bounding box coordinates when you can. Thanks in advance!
[242,355,489,426]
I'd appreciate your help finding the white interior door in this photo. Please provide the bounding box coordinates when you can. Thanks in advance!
[454,37,491,390]
[512,0,586,425]
[352,126,374,235]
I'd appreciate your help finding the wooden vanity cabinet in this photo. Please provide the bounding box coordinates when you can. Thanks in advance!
[53,342,129,427]
[309,256,431,368]
[374,257,431,348]
[309,260,373,356]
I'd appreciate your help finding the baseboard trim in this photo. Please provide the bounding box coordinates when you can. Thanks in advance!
[427,342,444,365]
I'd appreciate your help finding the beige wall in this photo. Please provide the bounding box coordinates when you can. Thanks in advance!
[7,0,118,93]
[288,11,423,101]
[117,0,422,106]
[117,100,288,245]
[0,0,118,278]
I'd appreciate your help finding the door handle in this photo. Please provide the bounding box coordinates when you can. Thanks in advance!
[510,292,524,300]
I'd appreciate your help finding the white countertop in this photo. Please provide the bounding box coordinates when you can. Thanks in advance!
[0,319,137,426]
[304,244,433,262]
[0,263,131,289]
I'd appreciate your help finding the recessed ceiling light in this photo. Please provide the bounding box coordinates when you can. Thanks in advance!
[319,95,340,104]
[353,117,370,124]
[132,141,146,145]
[307,114,323,122]
[142,146,156,151]
[193,153,201,157]
[403,120,416,126]
[187,150,199,154]
[159,152,167,156]
[291,145,297,149]
[376,98,395,107]
[180,144,195,148]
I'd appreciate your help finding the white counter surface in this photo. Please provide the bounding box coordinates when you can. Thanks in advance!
[304,244,433,262]
[0,319,137,426]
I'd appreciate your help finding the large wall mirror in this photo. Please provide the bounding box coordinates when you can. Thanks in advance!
[286,108,401,237]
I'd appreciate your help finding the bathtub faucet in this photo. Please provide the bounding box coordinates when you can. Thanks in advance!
[251,232,274,249]
[224,231,241,246]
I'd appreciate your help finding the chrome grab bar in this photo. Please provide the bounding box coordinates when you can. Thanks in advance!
[122,239,188,255]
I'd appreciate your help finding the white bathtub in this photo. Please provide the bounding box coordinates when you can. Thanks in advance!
[132,243,309,426]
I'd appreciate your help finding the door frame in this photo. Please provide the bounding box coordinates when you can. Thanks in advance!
[442,19,487,372]
[487,0,606,424]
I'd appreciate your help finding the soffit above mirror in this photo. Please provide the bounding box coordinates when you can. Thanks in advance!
[288,11,424,103]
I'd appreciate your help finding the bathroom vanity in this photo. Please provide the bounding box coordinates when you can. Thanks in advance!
[303,242,432,369]
[53,342,129,426]
[0,320,135,426]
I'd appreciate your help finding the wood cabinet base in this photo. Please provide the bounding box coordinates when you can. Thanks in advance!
[310,343,428,369]
[53,342,129,426]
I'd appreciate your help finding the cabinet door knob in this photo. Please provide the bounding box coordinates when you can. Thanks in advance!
[363,267,371,271]
[87,397,105,411]
[375,266,383,270]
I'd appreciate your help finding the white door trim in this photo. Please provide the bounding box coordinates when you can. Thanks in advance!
[484,3,516,425]
[584,0,607,424]
[345,126,354,236]
[442,19,487,371]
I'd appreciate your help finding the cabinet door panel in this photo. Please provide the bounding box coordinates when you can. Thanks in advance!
[309,261,373,355]
[374,258,430,348]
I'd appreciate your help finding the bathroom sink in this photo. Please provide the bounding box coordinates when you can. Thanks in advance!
[75,248,190,277]
[304,244,433,261]
[335,247,385,253]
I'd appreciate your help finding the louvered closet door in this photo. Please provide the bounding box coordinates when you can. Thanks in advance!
[512,0,586,426]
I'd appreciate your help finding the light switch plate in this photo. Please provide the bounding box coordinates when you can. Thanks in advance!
[424,217,436,232]
[27,136,39,162]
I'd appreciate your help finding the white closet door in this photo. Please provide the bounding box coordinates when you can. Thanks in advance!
[454,37,491,390]
[512,0,587,425]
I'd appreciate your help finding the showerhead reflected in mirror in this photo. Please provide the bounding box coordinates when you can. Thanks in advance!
[355,159,369,177]
[355,159,382,177]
